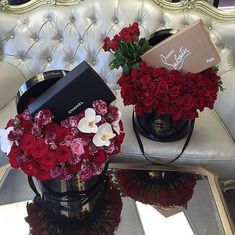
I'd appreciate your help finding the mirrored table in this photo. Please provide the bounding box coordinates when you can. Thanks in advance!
[0,164,234,235]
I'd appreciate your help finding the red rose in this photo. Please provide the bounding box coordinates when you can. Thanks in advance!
[56,145,72,163]
[109,40,119,51]
[102,36,111,51]
[157,80,168,94]
[154,67,166,78]
[8,143,21,168]
[36,169,50,181]
[5,119,14,129]
[169,86,180,97]
[171,109,183,121]
[158,189,171,207]
[181,94,195,111]
[92,149,107,165]
[143,94,154,107]
[55,127,71,143]
[20,134,36,155]
[19,117,32,132]
[31,139,48,159]
[182,176,197,189]
[39,151,57,170]
[80,147,90,159]
[21,160,38,176]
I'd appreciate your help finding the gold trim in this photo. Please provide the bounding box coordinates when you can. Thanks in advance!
[0,163,10,182]
[153,0,235,21]
[1,0,55,14]
[1,0,235,22]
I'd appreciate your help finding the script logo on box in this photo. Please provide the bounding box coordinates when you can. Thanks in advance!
[68,101,84,114]
[160,47,192,70]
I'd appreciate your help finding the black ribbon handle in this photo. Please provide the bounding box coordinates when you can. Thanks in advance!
[132,111,195,166]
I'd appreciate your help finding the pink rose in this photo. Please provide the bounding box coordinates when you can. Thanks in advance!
[71,138,85,156]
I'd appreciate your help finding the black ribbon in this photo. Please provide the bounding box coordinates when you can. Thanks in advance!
[132,111,195,166]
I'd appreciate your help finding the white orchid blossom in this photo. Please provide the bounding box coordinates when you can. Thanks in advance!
[111,111,122,135]
[0,127,14,154]
[93,123,116,147]
[77,108,101,133]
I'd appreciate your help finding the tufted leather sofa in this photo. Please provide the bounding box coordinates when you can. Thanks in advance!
[1,0,235,179]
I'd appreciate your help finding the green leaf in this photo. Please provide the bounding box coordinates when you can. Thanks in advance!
[131,63,140,70]
[123,63,130,74]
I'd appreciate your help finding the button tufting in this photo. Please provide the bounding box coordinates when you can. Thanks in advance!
[48,16,52,21]
[59,37,63,42]
[35,37,39,42]
[208,26,212,30]
[70,17,75,23]
[10,34,14,39]
[70,59,74,63]
[92,60,96,65]
[47,57,51,62]
[114,19,119,24]
[92,18,96,23]
[80,39,83,43]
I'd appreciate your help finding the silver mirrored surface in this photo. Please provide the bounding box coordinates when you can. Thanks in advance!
[0,167,233,235]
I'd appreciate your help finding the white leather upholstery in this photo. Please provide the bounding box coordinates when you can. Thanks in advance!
[1,0,235,179]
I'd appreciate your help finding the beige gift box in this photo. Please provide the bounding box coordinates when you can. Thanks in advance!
[141,19,220,73]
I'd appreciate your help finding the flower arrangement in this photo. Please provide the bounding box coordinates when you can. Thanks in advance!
[111,170,202,207]
[103,23,223,121]
[3,100,124,181]
[25,182,122,235]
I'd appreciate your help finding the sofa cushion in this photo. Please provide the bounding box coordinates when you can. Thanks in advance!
[111,91,235,179]
[0,63,25,111]
[0,99,17,129]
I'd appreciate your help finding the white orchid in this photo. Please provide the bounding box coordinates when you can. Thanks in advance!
[93,123,116,147]
[77,108,101,133]
[0,127,14,154]
[111,111,122,135]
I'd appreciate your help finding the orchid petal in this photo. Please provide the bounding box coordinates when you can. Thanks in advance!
[95,115,102,123]
[85,108,96,118]
[77,108,100,133]
[92,123,116,147]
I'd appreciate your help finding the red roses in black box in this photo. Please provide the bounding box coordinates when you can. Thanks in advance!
[103,22,223,121]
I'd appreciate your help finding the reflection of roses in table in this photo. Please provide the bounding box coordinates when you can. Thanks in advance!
[113,170,201,207]
[4,100,125,181]
[25,182,123,235]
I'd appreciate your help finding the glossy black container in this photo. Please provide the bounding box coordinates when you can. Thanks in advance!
[134,29,191,142]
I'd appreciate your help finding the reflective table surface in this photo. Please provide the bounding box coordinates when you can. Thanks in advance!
[0,165,233,235]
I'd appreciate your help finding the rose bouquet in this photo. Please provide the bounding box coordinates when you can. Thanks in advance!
[2,100,124,181]
[111,169,201,208]
[103,23,223,121]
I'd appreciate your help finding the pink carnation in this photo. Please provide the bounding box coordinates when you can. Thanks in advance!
[34,109,53,126]
[21,109,32,121]
[92,100,108,116]
[80,166,93,181]
[106,106,119,122]
[31,124,42,137]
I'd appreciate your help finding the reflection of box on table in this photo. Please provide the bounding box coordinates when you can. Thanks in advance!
[152,205,183,218]
[141,19,220,73]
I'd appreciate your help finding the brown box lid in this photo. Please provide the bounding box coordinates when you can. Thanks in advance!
[141,19,220,73]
